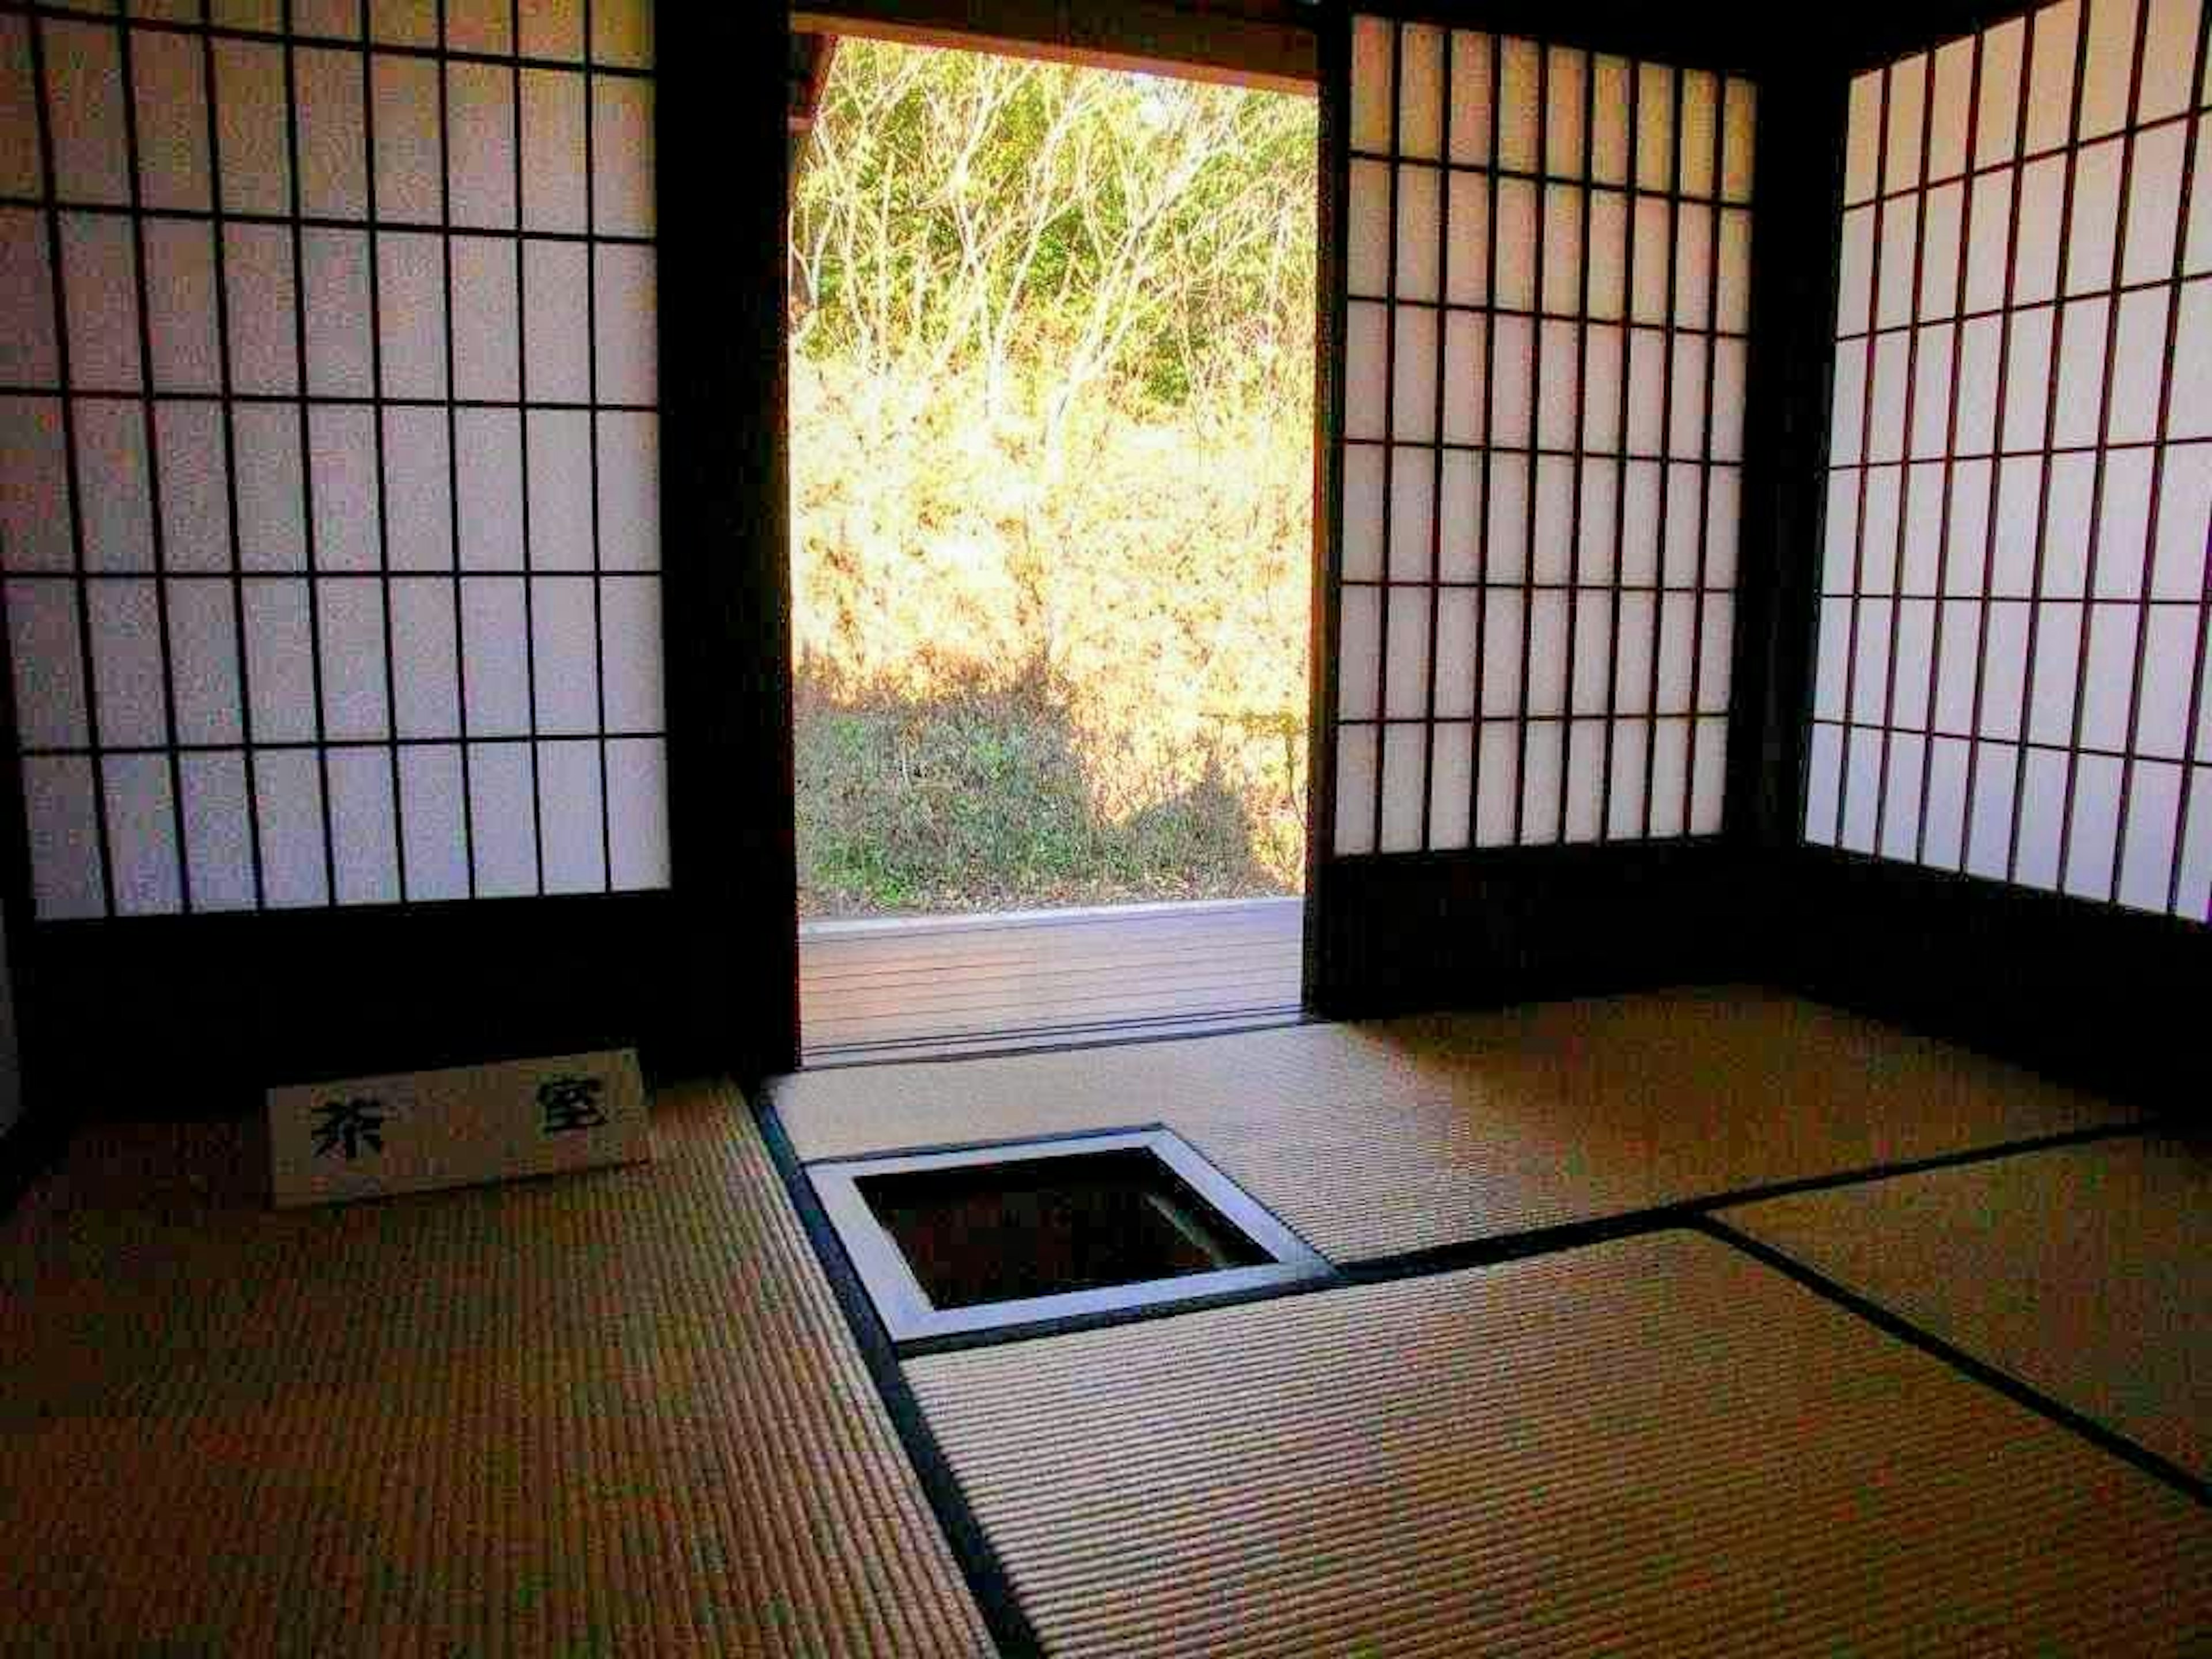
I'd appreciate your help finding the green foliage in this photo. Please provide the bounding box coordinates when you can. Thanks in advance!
[795,672,1274,916]
[790,39,1317,413]
[789,40,1316,916]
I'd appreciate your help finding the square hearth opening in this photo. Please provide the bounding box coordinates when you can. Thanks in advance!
[858,1148,1270,1310]
[806,1128,1332,1347]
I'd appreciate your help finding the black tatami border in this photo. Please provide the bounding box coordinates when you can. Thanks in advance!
[751,1093,1046,1659]
[1693,1212,2208,1507]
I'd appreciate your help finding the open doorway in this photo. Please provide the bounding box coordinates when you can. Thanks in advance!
[787,25,1319,1062]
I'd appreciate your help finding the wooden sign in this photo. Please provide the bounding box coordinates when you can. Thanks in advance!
[268,1050,650,1208]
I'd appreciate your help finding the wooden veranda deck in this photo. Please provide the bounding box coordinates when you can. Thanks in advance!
[797,896,1305,1065]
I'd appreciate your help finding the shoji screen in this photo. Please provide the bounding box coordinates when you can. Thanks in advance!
[0,0,664,920]
[1808,0,2212,921]
[1334,17,1755,855]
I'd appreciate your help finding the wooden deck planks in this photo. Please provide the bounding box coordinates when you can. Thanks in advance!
[799,897,1304,1061]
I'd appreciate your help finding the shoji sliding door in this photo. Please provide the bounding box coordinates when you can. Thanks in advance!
[1787,0,2207,1105]
[1808,0,2212,920]
[2,0,662,919]
[0,5,790,1100]
[1314,8,1767,1009]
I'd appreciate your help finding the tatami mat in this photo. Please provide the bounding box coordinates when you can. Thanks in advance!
[907,1231,2212,1657]
[1726,1135,2210,1483]
[777,988,2133,1262]
[0,1086,991,1657]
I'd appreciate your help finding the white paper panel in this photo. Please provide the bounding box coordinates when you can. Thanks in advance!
[2140,0,2200,120]
[318,579,390,740]
[0,211,57,388]
[254,748,328,908]
[1517,719,1563,843]
[178,751,255,911]
[522,407,590,571]
[1380,723,1425,852]
[1391,304,1437,443]
[165,577,241,745]
[372,55,442,221]
[1475,719,1517,845]
[98,759,184,923]
[2122,123,2183,286]
[241,578,312,743]
[1916,183,1963,323]
[606,736,668,888]
[74,398,154,571]
[450,235,520,399]
[1332,721,1376,855]
[594,244,655,403]
[302,229,374,396]
[224,223,298,393]
[1392,163,1443,302]
[399,741,469,899]
[1349,15,1392,156]
[0,18,36,199]
[25,756,103,917]
[1344,301,1385,441]
[1605,717,1647,840]
[522,237,590,402]
[232,403,305,570]
[1645,717,1688,839]
[131,30,210,210]
[1438,452,1479,582]
[454,406,524,569]
[1442,170,1487,305]
[2116,758,2181,908]
[520,0,588,63]
[328,745,400,904]
[296,46,367,219]
[1427,722,1473,849]
[214,39,290,215]
[447,61,516,228]
[7,579,86,748]
[2079,0,2141,142]
[2066,138,2123,296]
[1721,81,1756,204]
[1497,39,1540,174]
[531,576,598,734]
[143,219,219,392]
[461,575,529,736]
[86,579,166,747]
[307,406,377,573]
[537,738,606,894]
[1887,56,1930,195]
[1494,177,1536,311]
[1349,159,1389,297]
[467,740,537,897]
[1676,69,1716,199]
[373,230,446,397]
[2025,2,2085,156]
[520,68,589,233]
[44,20,128,203]
[593,76,653,237]
[1691,715,1728,834]
[295,0,365,39]
[150,402,225,573]
[60,214,142,391]
[1387,448,1433,584]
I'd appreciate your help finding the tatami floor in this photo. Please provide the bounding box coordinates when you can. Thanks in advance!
[4,990,2206,1654]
